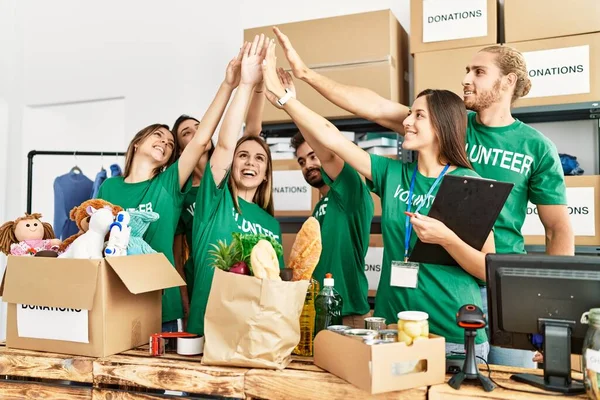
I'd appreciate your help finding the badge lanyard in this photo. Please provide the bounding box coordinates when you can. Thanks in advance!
[403,164,450,261]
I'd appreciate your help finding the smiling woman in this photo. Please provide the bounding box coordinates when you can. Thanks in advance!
[95,44,247,332]
[186,34,284,337]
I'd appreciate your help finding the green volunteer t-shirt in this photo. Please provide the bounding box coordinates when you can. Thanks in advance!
[177,185,198,295]
[97,161,190,323]
[188,162,284,335]
[466,112,567,254]
[313,163,374,317]
[368,155,487,345]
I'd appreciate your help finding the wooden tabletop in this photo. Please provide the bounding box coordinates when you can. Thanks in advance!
[0,343,590,399]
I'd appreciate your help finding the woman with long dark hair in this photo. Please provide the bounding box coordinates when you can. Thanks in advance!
[262,39,494,358]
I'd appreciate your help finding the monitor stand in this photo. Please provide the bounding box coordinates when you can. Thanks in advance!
[511,319,584,394]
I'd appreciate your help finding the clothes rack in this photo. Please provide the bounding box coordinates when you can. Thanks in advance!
[26,150,125,214]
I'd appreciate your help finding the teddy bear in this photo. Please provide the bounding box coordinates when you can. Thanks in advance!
[59,199,123,253]
[59,205,115,259]
[0,213,62,256]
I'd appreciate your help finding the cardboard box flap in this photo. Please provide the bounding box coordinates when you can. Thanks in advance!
[2,256,98,310]
[313,330,373,391]
[105,254,185,294]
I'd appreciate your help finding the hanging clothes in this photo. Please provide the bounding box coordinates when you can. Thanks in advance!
[91,168,107,199]
[110,163,122,177]
[53,170,94,240]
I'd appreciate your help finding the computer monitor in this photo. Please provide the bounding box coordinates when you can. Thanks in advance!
[486,253,600,394]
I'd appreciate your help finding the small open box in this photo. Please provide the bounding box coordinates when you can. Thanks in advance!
[1,254,185,357]
[313,330,446,394]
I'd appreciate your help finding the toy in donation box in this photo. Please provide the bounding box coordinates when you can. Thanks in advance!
[0,200,186,357]
[201,217,322,370]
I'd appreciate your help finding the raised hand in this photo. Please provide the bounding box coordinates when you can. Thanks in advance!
[262,39,287,108]
[224,42,248,89]
[241,34,267,86]
[277,67,297,99]
[273,26,309,79]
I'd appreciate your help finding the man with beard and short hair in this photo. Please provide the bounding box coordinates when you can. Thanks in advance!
[290,129,374,329]
[273,27,573,367]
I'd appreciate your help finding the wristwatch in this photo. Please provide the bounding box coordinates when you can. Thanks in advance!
[277,88,293,107]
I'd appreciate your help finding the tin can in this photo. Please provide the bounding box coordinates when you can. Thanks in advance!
[363,337,386,345]
[327,325,351,334]
[344,329,379,341]
[379,329,399,342]
[364,317,386,331]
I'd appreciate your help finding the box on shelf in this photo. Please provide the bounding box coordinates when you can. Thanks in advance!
[314,330,445,394]
[410,0,497,54]
[523,175,600,246]
[272,159,320,217]
[414,44,488,100]
[509,33,600,109]
[1,254,185,357]
[244,10,408,124]
[504,0,600,43]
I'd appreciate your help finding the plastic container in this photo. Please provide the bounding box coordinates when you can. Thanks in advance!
[397,311,429,345]
[314,273,343,337]
[293,278,319,356]
[582,308,600,399]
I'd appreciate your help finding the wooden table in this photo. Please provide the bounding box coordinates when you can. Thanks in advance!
[0,345,93,399]
[0,343,589,399]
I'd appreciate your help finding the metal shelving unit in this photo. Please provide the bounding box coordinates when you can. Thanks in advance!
[265,101,600,256]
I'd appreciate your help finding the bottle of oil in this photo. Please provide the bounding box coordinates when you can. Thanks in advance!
[293,278,319,356]
[314,273,343,337]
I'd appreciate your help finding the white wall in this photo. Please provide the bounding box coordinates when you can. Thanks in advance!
[1,0,243,224]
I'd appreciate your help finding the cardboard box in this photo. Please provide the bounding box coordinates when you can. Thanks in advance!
[414,44,487,100]
[504,0,600,43]
[314,330,445,394]
[523,175,600,246]
[410,0,497,54]
[509,33,600,109]
[272,159,320,217]
[1,254,186,357]
[364,234,384,292]
[244,10,408,124]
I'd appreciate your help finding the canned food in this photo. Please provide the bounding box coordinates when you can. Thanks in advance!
[327,325,351,334]
[379,329,398,342]
[363,337,386,345]
[344,329,379,341]
[364,317,386,331]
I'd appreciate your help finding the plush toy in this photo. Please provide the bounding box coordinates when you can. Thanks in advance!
[59,199,123,253]
[0,213,62,256]
[59,206,115,259]
[104,211,131,257]
[127,210,159,255]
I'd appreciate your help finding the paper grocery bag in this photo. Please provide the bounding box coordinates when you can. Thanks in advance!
[202,268,310,370]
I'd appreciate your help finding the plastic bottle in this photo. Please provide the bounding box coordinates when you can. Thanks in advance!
[314,273,344,337]
[293,278,320,356]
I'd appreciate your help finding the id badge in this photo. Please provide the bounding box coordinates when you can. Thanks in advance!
[391,261,419,288]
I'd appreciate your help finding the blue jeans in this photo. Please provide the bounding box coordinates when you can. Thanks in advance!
[162,319,179,332]
[480,287,536,368]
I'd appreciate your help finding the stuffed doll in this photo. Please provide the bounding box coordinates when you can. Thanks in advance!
[59,199,123,252]
[0,213,62,256]
[127,210,159,255]
[59,205,115,259]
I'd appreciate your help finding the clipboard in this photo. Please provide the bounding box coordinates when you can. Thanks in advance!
[408,175,513,266]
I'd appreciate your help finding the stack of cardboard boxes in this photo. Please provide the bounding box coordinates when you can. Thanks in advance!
[244,10,408,267]
[412,0,600,248]
[503,0,600,247]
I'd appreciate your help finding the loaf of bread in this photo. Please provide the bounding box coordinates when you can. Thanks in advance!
[251,239,281,280]
[289,217,322,281]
